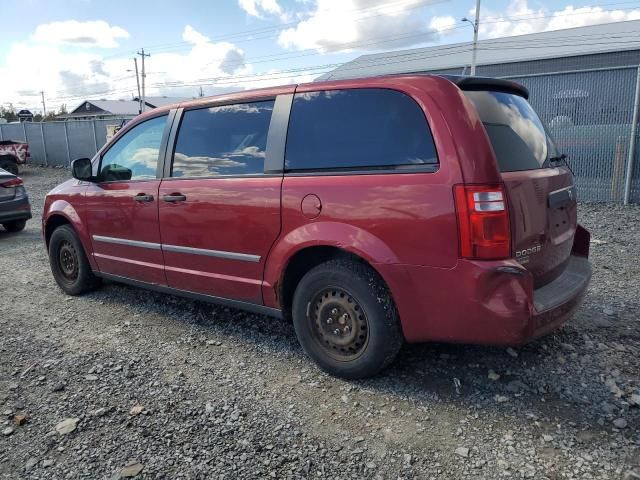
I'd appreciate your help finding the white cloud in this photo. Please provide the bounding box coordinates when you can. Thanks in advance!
[143,26,250,96]
[480,0,640,38]
[182,25,211,45]
[429,15,456,33]
[1,21,325,114]
[0,24,258,112]
[238,0,283,18]
[31,20,129,48]
[277,0,451,53]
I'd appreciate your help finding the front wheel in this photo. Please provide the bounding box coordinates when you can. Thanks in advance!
[49,225,100,295]
[2,219,26,232]
[292,259,403,379]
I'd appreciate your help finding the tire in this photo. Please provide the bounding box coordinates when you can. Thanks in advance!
[48,225,100,295]
[0,158,19,175]
[2,219,26,232]
[292,259,403,379]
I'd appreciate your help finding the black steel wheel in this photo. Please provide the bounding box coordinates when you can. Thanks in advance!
[309,286,369,361]
[292,258,403,379]
[58,240,79,281]
[49,225,100,295]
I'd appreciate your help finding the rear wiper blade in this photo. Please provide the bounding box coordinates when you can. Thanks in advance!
[548,153,568,165]
[545,153,568,168]
[547,153,575,175]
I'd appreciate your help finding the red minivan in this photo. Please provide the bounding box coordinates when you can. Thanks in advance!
[43,75,592,378]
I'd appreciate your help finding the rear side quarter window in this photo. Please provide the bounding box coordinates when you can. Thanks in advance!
[285,88,438,172]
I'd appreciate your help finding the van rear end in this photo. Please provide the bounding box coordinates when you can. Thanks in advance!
[446,77,592,343]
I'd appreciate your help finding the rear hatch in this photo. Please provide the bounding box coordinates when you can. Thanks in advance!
[464,89,577,288]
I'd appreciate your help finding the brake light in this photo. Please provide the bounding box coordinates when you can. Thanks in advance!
[454,184,511,259]
[0,177,23,188]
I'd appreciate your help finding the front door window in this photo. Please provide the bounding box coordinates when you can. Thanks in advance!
[99,116,166,181]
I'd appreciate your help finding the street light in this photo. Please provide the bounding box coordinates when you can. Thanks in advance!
[461,0,481,76]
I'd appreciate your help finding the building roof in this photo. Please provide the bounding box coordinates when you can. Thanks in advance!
[65,99,141,117]
[319,20,640,81]
[62,97,190,119]
[86,100,141,115]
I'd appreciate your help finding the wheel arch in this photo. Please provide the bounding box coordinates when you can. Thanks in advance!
[44,214,72,247]
[274,245,398,324]
[43,201,97,270]
[264,222,401,312]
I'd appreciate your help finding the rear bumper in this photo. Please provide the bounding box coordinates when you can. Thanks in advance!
[526,256,591,341]
[377,254,591,346]
[0,196,32,223]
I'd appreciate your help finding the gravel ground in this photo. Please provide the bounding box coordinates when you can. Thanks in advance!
[1,165,639,480]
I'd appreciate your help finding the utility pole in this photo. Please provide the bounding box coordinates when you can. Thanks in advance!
[133,57,142,113]
[137,48,150,112]
[462,0,481,76]
[40,91,47,117]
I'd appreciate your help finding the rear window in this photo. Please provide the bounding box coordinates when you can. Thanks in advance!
[285,88,438,171]
[464,91,558,172]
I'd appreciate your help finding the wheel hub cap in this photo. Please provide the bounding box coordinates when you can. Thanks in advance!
[310,287,369,360]
[58,241,78,280]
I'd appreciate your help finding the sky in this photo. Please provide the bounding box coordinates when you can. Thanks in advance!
[1,0,639,113]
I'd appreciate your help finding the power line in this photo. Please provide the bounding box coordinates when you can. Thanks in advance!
[154,5,640,79]
[95,0,442,61]
[46,30,640,104]
[39,4,640,104]
[147,0,443,53]
[138,0,640,55]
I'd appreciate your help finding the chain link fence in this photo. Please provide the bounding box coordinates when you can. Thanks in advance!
[0,118,132,168]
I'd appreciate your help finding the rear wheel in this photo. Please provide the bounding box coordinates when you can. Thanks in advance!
[0,157,19,175]
[49,225,100,295]
[2,219,26,232]
[292,259,403,379]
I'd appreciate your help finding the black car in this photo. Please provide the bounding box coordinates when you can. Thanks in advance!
[0,167,31,232]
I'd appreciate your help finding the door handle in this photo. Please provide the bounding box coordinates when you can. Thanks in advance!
[163,194,186,202]
[133,193,154,202]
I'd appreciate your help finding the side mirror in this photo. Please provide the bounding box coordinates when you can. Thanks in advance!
[71,158,94,182]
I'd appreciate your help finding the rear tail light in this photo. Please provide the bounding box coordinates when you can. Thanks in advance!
[454,184,511,260]
[0,177,23,188]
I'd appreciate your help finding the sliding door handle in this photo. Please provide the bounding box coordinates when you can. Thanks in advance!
[133,193,154,202]
[163,194,186,202]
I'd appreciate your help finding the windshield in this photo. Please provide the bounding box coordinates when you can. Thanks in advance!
[464,90,558,172]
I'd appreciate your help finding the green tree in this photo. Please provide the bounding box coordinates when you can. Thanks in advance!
[0,105,17,122]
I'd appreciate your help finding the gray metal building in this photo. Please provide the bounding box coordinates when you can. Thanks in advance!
[320,20,640,203]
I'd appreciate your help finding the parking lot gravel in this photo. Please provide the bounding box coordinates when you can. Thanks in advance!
[1,165,639,479]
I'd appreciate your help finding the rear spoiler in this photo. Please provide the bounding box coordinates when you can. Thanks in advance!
[439,75,529,100]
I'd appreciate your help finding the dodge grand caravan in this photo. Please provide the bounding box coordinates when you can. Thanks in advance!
[43,75,592,379]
